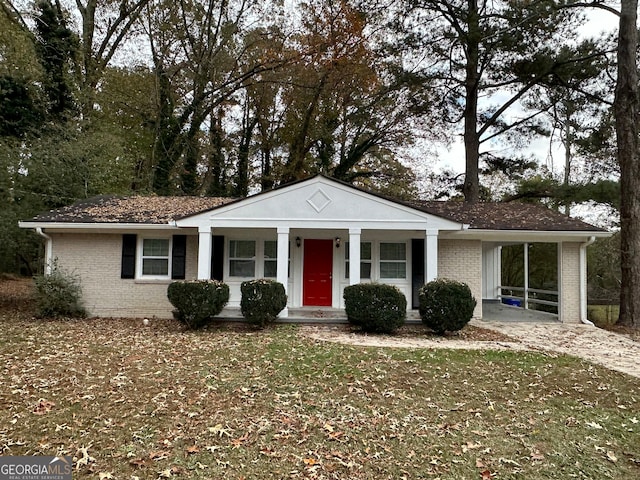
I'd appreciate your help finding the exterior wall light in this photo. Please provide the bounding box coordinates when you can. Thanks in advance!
[296,236,301,248]
[335,237,341,248]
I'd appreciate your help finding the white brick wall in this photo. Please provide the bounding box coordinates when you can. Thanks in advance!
[50,233,487,320]
[560,242,581,323]
[438,239,483,318]
[50,233,198,318]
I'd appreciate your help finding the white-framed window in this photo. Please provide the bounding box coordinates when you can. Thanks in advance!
[229,240,256,277]
[345,242,372,279]
[379,242,406,279]
[139,237,171,278]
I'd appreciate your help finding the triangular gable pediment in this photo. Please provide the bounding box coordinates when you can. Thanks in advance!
[177,176,464,231]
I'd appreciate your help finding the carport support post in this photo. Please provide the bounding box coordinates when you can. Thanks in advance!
[349,228,361,285]
[524,243,529,309]
[277,227,289,317]
[425,230,438,282]
[197,226,212,280]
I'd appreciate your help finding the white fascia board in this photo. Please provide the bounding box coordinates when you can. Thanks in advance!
[441,228,612,242]
[178,217,458,231]
[18,221,184,232]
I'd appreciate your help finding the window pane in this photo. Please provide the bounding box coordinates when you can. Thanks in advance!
[380,262,406,279]
[143,258,169,275]
[230,259,255,277]
[264,241,277,259]
[380,243,405,260]
[361,262,372,279]
[143,238,169,256]
[230,240,255,258]
[264,260,277,278]
[345,242,372,279]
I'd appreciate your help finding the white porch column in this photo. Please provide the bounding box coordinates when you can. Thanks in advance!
[425,229,439,282]
[557,241,564,322]
[197,226,212,280]
[277,227,289,317]
[349,228,361,285]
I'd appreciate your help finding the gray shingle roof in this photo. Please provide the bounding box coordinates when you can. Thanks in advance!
[411,200,605,231]
[26,189,605,232]
[30,195,235,224]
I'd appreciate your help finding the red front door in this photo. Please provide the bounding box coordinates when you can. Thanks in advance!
[303,239,333,306]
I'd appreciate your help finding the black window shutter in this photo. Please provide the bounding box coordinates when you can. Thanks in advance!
[121,234,137,279]
[411,238,425,309]
[211,235,224,280]
[171,235,187,279]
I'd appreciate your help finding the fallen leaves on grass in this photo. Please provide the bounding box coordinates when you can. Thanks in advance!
[0,286,639,479]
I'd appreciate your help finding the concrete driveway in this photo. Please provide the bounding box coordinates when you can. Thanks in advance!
[480,321,640,379]
[303,321,640,379]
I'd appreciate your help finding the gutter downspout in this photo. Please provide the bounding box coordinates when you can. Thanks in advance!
[579,236,596,326]
[35,227,53,275]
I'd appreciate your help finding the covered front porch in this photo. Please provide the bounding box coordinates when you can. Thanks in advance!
[176,176,463,316]
[185,227,445,316]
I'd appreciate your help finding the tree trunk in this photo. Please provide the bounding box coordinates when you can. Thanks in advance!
[462,0,481,204]
[234,104,257,197]
[206,112,227,196]
[615,0,640,327]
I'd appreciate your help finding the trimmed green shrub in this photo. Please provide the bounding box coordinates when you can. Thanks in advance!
[344,283,407,333]
[240,279,287,328]
[419,279,476,334]
[33,263,86,318]
[167,280,229,329]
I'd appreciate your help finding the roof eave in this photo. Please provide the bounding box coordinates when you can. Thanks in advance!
[442,228,612,241]
[18,221,183,231]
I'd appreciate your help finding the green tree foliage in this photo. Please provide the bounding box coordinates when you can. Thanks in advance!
[588,233,620,305]
[0,76,43,137]
[390,0,610,203]
[34,0,78,118]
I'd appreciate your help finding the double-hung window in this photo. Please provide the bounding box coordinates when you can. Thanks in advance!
[140,238,171,277]
[345,242,372,279]
[379,242,406,279]
[229,240,256,277]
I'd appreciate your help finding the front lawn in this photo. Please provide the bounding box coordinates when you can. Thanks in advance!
[0,280,639,479]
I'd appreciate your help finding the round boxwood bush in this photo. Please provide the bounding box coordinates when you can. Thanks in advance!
[344,283,407,333]
[167,280,229,329]
[419,279,476,334]
[240,279,287,328]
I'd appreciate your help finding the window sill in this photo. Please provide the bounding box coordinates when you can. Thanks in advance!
[134,278,172,284]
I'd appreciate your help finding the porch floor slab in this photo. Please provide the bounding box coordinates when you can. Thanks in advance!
[217,307,422,323]
[481,300,559,323]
